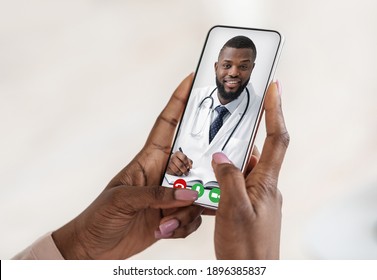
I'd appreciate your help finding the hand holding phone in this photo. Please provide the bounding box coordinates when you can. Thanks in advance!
[213,81,289,259]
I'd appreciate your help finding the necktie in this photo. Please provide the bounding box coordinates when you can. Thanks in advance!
[209,106,229,143]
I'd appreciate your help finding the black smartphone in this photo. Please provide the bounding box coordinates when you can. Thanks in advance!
[162,25,284,209]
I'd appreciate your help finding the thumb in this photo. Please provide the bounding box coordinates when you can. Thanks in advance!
[120,185,198,211]
[211,153,250,209]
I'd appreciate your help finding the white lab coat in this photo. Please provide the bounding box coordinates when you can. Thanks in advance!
[170,84,262,184]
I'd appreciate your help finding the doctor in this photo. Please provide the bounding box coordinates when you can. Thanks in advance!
[166,36,261,178]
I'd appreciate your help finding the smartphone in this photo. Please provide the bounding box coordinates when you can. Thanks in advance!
[162,25,284,209]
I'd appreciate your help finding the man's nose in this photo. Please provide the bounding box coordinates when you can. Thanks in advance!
[228,66,239,76]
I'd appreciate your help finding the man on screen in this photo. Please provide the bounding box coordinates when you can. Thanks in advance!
[166,35,262,179]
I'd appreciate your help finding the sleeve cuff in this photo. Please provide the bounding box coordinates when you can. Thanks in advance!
[12,232,65,260]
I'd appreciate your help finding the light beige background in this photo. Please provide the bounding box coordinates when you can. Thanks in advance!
[1,0,377,259]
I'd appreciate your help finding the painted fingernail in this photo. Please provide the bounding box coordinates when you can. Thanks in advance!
[175,189,198,201]
[212,152,231,164]
[154,229,173,239]
[276,79,282,96]
[159,218,180,235]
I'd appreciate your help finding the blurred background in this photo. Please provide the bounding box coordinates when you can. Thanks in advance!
[1,0,377,259]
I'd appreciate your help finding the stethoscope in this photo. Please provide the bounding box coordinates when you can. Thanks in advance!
[190,87,250,151]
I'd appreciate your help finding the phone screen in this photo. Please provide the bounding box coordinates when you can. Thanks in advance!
[162,26,284,208]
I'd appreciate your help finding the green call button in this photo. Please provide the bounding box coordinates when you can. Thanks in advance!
[209,188,221,203]
[192,183,205,197]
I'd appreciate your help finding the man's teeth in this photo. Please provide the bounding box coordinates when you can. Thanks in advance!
[226,81,239,84]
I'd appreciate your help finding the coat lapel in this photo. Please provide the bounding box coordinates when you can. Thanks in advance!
[205,89,249,153]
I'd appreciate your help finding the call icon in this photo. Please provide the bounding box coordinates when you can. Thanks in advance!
[191,183,204,197]
[173,179,187,189]
[209,188,221,203]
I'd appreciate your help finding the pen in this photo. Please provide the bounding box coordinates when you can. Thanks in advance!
[179,147,183,153]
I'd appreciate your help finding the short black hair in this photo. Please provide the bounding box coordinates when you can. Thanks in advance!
[219,35,257,61]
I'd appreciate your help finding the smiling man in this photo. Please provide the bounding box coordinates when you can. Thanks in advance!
[165,36,261,179]
[215,37,256,104]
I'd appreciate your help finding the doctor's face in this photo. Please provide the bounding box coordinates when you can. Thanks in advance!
[215,47,255,104]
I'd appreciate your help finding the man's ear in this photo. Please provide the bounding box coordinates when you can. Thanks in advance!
[251,62,255,73]
[214,62,218,72]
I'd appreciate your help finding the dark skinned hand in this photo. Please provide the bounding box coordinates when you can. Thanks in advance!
[212,81,289,259]
[52,74,205,259]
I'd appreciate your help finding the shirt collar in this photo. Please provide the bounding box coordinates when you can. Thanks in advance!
[213,87,247,115]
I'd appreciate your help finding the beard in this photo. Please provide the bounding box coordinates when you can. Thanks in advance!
[216,77,249,102]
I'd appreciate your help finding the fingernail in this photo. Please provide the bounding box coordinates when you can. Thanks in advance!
[159,218,180,235]
[212,152,231,164]
[154,230,173,239]
[276,79,282,96]
[175,189,198,201]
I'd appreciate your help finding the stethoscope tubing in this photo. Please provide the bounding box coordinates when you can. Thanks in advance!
[191,87,250,151]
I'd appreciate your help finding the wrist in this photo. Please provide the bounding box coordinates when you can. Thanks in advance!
[52,220,90,260]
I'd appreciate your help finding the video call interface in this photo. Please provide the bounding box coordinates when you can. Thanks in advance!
[162,27,282,208]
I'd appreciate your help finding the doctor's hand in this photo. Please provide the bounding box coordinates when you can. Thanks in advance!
[166,151,193,176]
[52,74,204,259]
[212,82,289,260]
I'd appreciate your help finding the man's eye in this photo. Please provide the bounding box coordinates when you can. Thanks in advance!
[240,65,248,70]
[222,64,231,69]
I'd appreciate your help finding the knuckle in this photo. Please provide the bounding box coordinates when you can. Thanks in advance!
[150,141,171,155]
[181,154,188,161]
[280,131,290,148]
[158,111,179,128]
[247,172,279,199]
[150,185,167,202]
[269,131,290,148]
[108,186,130,209]
[171,157,178,165]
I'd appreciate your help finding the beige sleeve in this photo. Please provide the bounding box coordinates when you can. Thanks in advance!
[12,232,65,260]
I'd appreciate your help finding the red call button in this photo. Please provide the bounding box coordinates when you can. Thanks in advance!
[173,179,187,189]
